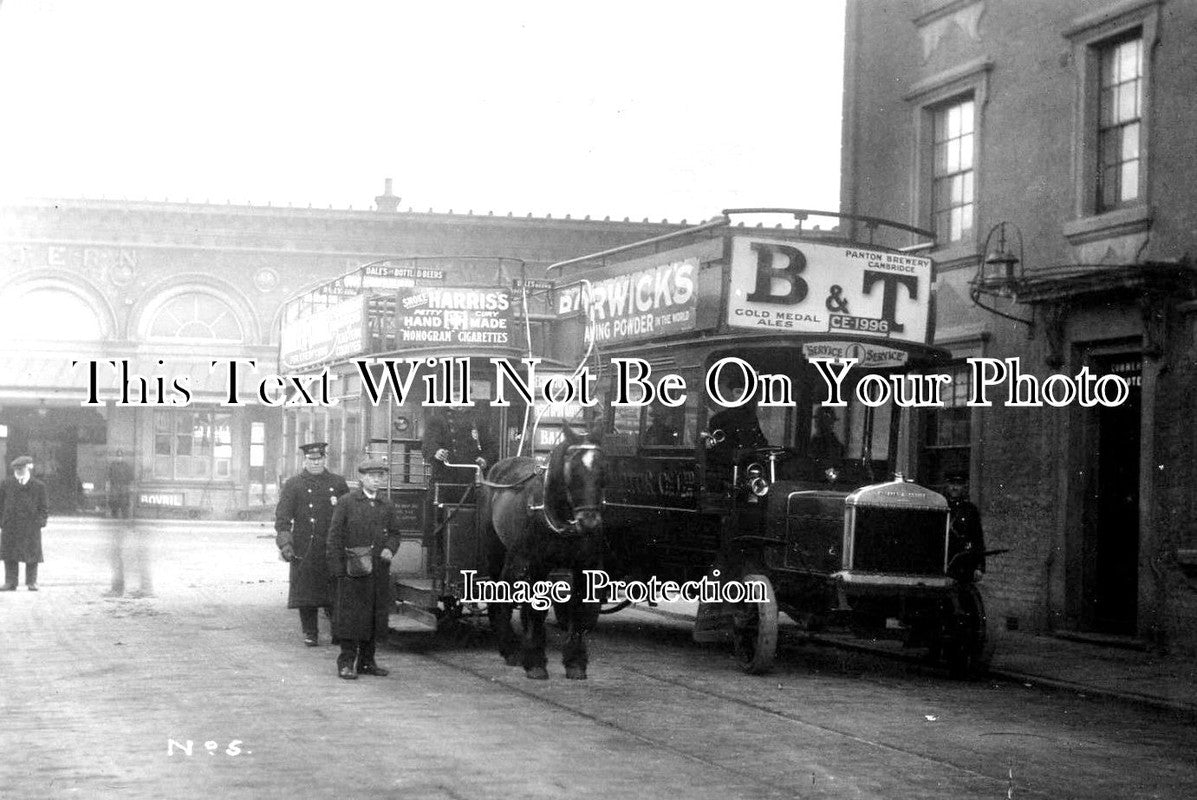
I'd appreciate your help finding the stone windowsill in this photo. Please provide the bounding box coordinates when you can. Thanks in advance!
[1062,206,1152,246]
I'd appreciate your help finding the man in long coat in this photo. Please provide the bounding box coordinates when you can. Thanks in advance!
[0,455,49,591]
[275,442,349,646]
[326,458,401,680]
[944,471,987,583]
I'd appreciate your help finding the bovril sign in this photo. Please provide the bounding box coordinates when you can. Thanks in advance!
[801,341,909,369]
[727,237,932,345]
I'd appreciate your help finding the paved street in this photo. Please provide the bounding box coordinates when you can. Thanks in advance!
[1,521,1194,799]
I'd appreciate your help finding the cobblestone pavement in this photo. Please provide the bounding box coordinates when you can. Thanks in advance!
[2,521,1195,799]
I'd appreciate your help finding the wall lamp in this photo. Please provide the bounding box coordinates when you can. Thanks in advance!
[969,221,1034,331]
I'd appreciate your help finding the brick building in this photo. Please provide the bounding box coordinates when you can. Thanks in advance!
[841,0,1197,652]
[0,185,682,518]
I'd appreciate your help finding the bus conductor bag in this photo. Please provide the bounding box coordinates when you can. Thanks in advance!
[345,546,373,577]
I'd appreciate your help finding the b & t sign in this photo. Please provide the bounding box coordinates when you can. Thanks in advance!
[727,237,933,345]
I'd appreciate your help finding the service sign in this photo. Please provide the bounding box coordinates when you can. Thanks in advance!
[801,341,910,369]
[556,257,698,345]
[395,287,513,347]
[727,238,932,345]
[280,295,368,371]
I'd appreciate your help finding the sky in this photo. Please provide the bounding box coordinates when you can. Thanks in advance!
[0,0,847,225]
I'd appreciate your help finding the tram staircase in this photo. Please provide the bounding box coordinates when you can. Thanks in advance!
[385,407,591,632]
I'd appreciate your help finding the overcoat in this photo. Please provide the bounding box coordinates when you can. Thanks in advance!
[326,488,401,642]
[947,497,987,579]
[274,469,349,608]
[0,476,49,562]
[707,403,768,465]
[422,410,495,485]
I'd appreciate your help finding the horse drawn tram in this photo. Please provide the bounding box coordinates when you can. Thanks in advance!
[550,209,995,676]
[277,257,581,636]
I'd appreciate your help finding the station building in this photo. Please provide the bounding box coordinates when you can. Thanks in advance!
[841,0,1197,652]
[0,184,682,518]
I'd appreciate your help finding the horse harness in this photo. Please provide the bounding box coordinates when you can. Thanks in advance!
[480,443,601,537]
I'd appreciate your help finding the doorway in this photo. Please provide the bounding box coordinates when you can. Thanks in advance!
[0,405,108,514]
[1081,355,1142,635]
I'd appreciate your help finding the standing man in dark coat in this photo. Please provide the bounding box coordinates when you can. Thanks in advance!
[326,458,401,680]
[0,455,49,591]
[275,442,349,646]
[944,471,986,583]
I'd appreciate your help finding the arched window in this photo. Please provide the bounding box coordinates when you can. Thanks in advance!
[147,292,243,341]
[0,286,104,340]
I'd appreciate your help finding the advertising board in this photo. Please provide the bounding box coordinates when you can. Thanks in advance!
[727,238,933,345]
[279,295,369,371]
[394,287,513,347]
[556,257,699,345]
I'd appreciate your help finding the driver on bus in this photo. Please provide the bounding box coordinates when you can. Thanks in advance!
[705,369,767,468]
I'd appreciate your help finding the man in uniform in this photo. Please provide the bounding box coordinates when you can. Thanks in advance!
[944,471,986,582]
[0,456,49,591]
[275,442,349,646]
[422,406,494,489]
[326,458,401,680]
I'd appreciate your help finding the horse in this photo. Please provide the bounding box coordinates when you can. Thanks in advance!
[478,424,604,680]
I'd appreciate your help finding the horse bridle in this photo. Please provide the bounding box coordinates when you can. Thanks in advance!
[542,442,602,536]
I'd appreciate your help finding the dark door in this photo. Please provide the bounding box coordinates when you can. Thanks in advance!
[1083,356,1141,635]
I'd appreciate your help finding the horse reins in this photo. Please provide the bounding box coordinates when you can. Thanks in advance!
[474,443,601,537]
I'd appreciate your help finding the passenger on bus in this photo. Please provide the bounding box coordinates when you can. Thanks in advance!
[644,405,683,446]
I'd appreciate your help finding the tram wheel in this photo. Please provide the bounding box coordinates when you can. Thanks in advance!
[731,573,778,674]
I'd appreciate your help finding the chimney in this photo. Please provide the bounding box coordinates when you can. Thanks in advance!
[375,178,401,212]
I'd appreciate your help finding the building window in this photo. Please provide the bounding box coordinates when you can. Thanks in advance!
[147,292,243,341]
[920,364,971,486]
[1096,35,1142,211]
[904,58,990,257]
[1063,3,1157,234]
[932,97,975,244]
[153,410,233,480]
[0,285,105,340]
